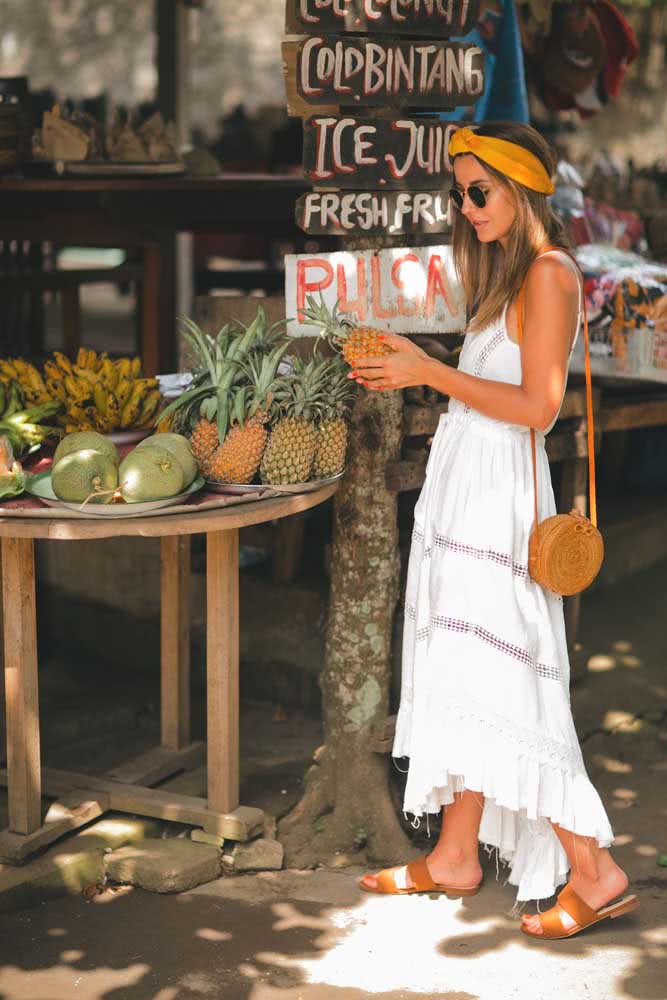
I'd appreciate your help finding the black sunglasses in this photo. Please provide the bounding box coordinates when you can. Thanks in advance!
[448,185,488,210]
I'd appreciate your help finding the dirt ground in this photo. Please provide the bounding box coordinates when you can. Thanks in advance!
[0,559,665,1000]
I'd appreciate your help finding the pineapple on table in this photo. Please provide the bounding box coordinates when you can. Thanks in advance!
[207,342,288,484]
[312,355,356,479]
[260,354,330,486]
[300,294,394,368]
[158,310,274,475]
[189,417,219,475]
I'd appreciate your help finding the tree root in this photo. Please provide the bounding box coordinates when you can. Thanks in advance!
[279,738,418,869]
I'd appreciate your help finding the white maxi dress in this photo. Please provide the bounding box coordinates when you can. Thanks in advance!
[392,251,614,902]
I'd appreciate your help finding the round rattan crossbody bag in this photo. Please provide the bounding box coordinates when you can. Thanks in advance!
[517,255,604,597]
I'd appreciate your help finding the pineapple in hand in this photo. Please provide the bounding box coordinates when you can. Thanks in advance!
[300,294,395,368]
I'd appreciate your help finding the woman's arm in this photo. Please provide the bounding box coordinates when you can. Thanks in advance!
[352,256,580,431]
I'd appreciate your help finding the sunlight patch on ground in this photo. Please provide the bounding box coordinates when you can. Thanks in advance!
[603,711,644,733]
[588,653,616,672]
[591,753,633,774]
[611,640,633,654]
[0,962,150,999]
[280,894,640,997]
[195,927,232,942]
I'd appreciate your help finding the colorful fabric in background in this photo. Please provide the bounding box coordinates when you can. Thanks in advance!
[439,0,529,123]
[520,0,638,119]
[572,246,667,374]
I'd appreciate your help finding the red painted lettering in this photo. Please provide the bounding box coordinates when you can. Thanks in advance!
[425,254,453,317]
[297,258,334,320]
[337,258,367,321]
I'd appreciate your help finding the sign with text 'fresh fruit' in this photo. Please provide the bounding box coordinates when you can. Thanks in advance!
[303,115,456,188]
[285,244,465,335]
[296,189,451,235]
[283,36,484,115]
[286,0,480,38]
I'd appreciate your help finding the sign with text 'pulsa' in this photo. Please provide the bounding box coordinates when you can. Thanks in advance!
[285,245,465,335]
[296,189,451,235]
[303,115,456,189]
[283,36,484,114]
[286,0,480,38]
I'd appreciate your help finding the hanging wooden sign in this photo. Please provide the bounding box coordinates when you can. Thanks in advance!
[283,36,484,115]
[296,189,451,235]
[285,244,465,334]
[286,0,480,39]
[303,115,456,188]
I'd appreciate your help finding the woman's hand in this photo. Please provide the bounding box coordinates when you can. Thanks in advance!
[348,333,432,391]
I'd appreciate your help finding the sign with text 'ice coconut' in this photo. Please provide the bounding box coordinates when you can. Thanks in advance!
[283,36,484,114]
[286,0,480,38]
[285,244,465,335]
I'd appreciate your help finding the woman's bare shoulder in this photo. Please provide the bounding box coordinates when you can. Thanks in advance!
[527,252,579,303]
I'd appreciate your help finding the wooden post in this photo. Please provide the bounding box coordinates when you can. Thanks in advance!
[160,535,191,750]
[156,0,191,149]
[60,285,82,358]
[155,0,190,370]
[206,530,240,814]
[141,242,164,377]
[1,538,41,835]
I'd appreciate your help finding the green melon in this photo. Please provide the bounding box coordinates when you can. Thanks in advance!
[53,431,119,468]
[52,449,119,504]
[136,432,197,487]
[118,445,184,502]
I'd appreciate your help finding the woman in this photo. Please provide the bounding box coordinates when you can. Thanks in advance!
[351,122,638,940]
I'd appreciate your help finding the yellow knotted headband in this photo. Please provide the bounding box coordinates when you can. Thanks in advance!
[448,127,555,196]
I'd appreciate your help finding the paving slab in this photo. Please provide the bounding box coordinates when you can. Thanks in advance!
[104,837,221,893]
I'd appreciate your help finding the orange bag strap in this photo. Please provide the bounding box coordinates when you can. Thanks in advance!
[516,247,597,531]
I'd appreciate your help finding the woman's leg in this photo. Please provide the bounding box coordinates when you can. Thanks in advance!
[361,789,485,890]
[522,822,629,934]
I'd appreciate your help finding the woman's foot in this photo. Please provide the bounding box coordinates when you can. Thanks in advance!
[521,855,629,936]
[361,848,483,893]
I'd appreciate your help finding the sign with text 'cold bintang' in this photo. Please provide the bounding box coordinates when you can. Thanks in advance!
[283,36,484,113]
[285,245,465,334]
[296,189,451,235]
[303,115,456,189]
[286,0,480,38]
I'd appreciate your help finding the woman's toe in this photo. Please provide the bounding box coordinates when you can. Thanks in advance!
[522,914,543,934]
[361,874,378,889]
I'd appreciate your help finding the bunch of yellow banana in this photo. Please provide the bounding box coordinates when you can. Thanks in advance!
[41,348,162,434]
[0,358,51,406]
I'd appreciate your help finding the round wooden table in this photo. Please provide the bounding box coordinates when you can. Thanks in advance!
[0,483,338,864]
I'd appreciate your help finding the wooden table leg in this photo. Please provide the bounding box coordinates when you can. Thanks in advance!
[206,529,239,814]
[161,535,191,751]
[1,538,41,834]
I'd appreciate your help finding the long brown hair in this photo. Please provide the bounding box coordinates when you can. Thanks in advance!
[450,121,571,332]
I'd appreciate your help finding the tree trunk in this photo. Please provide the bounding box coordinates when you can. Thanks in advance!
[279,375,417,868]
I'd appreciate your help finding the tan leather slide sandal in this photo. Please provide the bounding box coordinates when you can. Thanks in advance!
[521,883,639,940]
[359,855,482,898]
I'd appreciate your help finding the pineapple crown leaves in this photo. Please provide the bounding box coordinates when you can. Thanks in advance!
[163,312,269,440]
[271,353,332,423]
[318,356,357,421]
[231,341,291,427]
[230,304,290,353]
[301,294,355,346]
